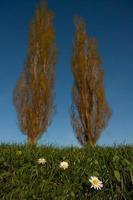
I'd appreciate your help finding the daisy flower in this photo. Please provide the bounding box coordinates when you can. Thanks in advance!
[16,150,22,155]
[37,158,47,165]
[59,161,69,170]
[89,176,103,190]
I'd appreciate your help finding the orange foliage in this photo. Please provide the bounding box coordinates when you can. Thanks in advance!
[13,0,57,144]
[71,17,111,145]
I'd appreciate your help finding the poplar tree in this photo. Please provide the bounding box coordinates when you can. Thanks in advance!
[13,0,57,144]
[71,18,111,145]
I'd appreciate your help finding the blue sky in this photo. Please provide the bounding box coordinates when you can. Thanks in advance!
[0,0,133,146]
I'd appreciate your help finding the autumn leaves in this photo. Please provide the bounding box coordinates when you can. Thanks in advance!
[13,0,111,146]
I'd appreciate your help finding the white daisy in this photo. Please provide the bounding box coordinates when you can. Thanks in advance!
[59,161,69,170]
[89,176,103,190]
[37,158,47,165]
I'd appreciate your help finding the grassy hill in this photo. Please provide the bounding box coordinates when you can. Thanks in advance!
[0,143,133,199]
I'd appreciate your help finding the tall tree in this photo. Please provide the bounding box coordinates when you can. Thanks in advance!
[13,0,57,144]
[71,18,111,145]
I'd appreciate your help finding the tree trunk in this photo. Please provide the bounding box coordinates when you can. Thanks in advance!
[27,136,36,145]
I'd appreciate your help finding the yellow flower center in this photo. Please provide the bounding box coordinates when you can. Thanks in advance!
[93,179,99,185]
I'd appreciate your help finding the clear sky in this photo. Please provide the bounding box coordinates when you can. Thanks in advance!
[0,0,133,147]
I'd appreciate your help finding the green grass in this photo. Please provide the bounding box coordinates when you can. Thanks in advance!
[0,143,133,200]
